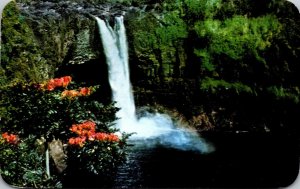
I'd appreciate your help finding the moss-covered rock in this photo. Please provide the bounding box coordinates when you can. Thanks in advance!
[1,1,49,84]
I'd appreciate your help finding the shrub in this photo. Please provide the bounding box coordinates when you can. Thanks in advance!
[0,76,129,188]
[0,134,62,188]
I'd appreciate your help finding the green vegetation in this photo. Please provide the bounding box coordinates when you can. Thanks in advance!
[127,4,188,79]
[193,14,282,92]
[1,1,49,85]
[0,77,129,188]
[200,77,253,94]
[127,0,300,131]
[0,0,299,187]
[0,135,62,188]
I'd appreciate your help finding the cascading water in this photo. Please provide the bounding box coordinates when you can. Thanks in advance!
[96,16,213,153]
[95,16,137,131]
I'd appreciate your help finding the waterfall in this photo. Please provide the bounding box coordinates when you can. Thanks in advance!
[96,16,213,153]
[95,16,137,131]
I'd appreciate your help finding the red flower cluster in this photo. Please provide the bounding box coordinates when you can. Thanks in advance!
[93,132,120,142]
[61,90,80,99]
[44,76,72,91]
[79,87,92,96]
[1,132,19,144]
[68,137,86,147]
[70,121,96,137]
[61,87,92,99]
[68,121,119,147]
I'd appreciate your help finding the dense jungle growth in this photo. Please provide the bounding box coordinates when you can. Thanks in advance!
[0,0,300,188]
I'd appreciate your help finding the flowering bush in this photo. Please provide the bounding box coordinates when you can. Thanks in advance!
[0,76,129,188]
[67,125,127,176]
[68,120,120,145]
[1,132,19,144]
[61,87,93,99]
[42,76,72,91]
[0,135,61,188]
[65,119,127,181]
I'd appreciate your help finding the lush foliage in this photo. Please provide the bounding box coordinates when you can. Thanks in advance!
[127,1,188,79]
[0,1,49,85]
[0,135,62,188]
[194,14,282,90]
[127,0,300,132]
[0,0,299,187]
[67,120,127,175]
[0,76,129,187]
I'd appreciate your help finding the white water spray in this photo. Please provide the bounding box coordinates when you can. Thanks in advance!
[96,16,213,153]
[96,16,136,130]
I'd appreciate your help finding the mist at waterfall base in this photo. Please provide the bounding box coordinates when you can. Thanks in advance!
[95,16,213,153]
[125,110,214,152]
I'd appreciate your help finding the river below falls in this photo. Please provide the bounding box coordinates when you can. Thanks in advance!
[64,132,299,188]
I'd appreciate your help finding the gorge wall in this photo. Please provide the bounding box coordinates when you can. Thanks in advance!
[2,0,300,133]
[7,0,194,112]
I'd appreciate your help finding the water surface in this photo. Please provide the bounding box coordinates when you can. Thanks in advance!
[113,132,299,188]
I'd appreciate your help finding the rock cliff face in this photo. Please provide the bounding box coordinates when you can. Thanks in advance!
[4,0,300,133]
[15,0,190,107]
[17,1,125,67]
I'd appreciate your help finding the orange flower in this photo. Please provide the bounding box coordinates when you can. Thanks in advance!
[44,76,72,91]
[108,133,120,142]
[2,132,8,139]
[68,137,86,147]
[70,124,79,133]
[69,121,119,144]
[69,90,79,97]
[54,78,64,87]
[61,90,80,99]
[61,86,92,99]
[68,137,76,145]
[81,121,96,131]
[62,76,72,87]
[47,79,56,91]
[70,121,96,137]
[94,132,106,141]
[61,90,69,98]
[93,132,119,142]
[80,87,92,96]
[1,132,19,144]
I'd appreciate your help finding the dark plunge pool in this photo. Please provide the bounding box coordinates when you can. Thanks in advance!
[64,132,299,188]
[113,132,299,188]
